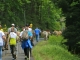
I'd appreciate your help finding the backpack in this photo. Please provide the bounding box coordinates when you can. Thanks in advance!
[22,30,29,40]
[8,27,17,34]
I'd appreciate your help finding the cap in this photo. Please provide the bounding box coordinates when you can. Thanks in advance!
[11,23,15,26]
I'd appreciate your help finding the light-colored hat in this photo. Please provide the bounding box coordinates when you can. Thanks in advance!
[11,23,15,26]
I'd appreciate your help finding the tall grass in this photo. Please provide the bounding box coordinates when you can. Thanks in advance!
[32,35,80,60]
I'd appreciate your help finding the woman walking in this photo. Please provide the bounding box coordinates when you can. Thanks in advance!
[0,28,6,60]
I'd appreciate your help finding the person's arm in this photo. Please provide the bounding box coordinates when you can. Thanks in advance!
[2,35,6,41]
[2,32,6,41]
[7,34,10,43]
[19,31,23,41]
[15,28,17,33]
[16,36,19,42]
[8,28,11,34]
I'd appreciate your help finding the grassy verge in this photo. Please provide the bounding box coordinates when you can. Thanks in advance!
[32,35,80,60]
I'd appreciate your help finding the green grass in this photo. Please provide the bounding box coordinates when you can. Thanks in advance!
[32,35,80,60]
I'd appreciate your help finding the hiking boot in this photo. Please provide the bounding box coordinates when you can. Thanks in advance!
[12,58,15,60]
[24,56,27,60]
[12,58,14,60]
[13,54,16,59]
[2,48,5,51]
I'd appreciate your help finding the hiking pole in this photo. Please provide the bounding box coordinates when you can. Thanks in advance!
[16,42,18,57]
[29,49,30,60]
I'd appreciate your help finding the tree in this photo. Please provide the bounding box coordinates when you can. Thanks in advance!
[0,0,63,31]
[62,0,80,54]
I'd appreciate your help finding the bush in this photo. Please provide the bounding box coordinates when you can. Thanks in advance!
[32,35,80,60]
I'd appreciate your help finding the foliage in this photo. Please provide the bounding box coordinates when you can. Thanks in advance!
[0,0,63,31]
[32,35,80,60]
[56,0,80,54]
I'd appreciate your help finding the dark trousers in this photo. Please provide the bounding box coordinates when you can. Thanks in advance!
[10,45,16,58]
[24,47,30,58]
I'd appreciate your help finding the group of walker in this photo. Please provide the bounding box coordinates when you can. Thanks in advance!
[0,23,41,60]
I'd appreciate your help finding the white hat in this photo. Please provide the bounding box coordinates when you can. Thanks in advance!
[11,23,15,26]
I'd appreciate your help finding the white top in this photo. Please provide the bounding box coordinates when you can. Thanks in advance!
[0,31,5,46]
[10,32,17,39]
[28,28,32,32]
[19,31,23,38]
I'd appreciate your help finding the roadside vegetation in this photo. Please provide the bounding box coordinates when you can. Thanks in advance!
[32,35,80,60]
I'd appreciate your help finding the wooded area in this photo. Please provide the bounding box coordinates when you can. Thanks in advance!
[0,0,80,55]
[0,0,64,30]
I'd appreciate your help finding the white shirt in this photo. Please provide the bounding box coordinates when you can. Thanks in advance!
[10,32,17,39]
[0,31,5,46]
[19,31,23,38]
[28,28,32,32]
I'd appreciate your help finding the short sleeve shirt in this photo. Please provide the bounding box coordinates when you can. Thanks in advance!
[20,30,33,38]
[0,31,5,46]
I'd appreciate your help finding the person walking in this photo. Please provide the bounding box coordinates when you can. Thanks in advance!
[0,24,7,51]
[20,25,33,60]
[8,23,17,34]
[34,27,41,42]
[8,27,18,60]
[7,23,17,50]
[0,28,6,60]
[0,24,5,51]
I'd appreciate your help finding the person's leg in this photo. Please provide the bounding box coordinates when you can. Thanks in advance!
[0,46,2,60]
[13,45,17,59]
[37,34,40,41]
[26,48,30,59]
[10,45,14,59]
[36,35,38,42]
[24,48,30,60]
[2,41,5,51]
[5,41,8,50]
[16,43,18,58]
[24,48,27,59]
[35,35,37,41]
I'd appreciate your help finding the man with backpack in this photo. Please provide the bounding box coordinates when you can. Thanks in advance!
[20,25,33,60]
[8,23,17,34]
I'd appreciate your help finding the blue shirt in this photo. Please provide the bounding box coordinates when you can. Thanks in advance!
[34,28,41,35]
[28,30,33,37]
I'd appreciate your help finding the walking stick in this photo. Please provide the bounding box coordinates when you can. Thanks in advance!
[29,49,30,60]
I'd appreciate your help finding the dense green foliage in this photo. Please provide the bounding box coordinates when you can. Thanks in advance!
[0,0,63,30]
[55,0,80,54]
[51,0,80,54]
[32,35,80,60]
